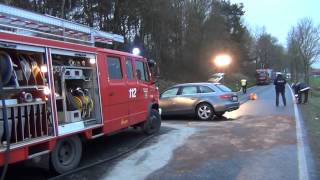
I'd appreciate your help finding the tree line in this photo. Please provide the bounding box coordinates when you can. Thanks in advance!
[1,0,319,84]
[287,18,320,84]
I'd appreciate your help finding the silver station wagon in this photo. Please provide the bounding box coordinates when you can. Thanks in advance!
[159,83,240,120]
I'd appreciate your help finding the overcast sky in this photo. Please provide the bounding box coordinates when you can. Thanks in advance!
[230,0,320,68]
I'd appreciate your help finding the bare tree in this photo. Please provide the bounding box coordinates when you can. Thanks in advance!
[289,18,320,84]
[252,31,285,71]
[287,28,303,82]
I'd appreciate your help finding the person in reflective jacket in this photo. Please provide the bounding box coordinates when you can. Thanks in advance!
[274,74,286,106]
[240,79,247,94]
[292,82,310,104]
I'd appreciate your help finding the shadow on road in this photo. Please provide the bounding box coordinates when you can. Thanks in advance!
[2,127,174,180]
[161,115,235,122]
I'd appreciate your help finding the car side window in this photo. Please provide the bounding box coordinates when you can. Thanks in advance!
[181,86,197,95]
[199,86,214,93]
[161,88,179,98]
[107,57,122,80]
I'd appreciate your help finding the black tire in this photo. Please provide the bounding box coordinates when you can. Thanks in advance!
[196,103,214,120]
[142,109,161,135]
[215,112,225,118]
[50,136,82,174]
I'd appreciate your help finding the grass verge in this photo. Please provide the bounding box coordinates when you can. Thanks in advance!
[300,76,320,178]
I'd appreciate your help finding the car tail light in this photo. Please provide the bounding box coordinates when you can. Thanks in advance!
[219,94,233,100]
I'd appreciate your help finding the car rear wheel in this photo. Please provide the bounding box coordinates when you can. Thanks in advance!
[196,103,214,120]
[50,136,82,174]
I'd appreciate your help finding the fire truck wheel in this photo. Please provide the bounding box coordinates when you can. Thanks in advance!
[50,136,82,174]
[142,109,161,135]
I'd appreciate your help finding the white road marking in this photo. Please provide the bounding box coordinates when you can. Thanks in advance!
[288,85,309,180]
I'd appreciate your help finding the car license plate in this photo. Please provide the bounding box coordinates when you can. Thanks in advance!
[232,96,238,101]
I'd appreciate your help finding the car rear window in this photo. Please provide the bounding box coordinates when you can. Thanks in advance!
[199,86,214,93]
[216,84,232,92]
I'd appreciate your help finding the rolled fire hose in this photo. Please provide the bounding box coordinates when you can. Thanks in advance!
[66,91,78,111]
[77,95,94,118]
[0,51,14,86]
[73,96,83,113]
[30,59,45,85]
[18,55,32,84]
[72,88,94,118]
[83,89,94,118]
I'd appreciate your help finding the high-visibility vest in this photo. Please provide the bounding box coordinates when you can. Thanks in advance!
[241,79,247,86]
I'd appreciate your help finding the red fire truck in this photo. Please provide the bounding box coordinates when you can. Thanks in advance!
[255,69,272,85]
[0,4,161,174]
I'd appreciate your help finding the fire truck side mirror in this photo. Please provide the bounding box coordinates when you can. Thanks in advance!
[148,59,160,84]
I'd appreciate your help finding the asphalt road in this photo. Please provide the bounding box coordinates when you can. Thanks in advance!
[2,84,315,180]
[145,85,302,180]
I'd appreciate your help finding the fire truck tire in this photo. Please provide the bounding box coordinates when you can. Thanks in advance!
[142,109,161,135]
[50,136,82,174]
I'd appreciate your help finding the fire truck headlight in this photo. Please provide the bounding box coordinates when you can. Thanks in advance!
[40,65,48,73]
[43,86,51,95]
[89,58,96,64]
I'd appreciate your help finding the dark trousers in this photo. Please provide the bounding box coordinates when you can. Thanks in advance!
[242,85,247,94]
[297,90,309,104]
[276,90,286,106]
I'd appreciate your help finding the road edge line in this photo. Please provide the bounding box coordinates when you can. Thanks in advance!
[288,84,309,180]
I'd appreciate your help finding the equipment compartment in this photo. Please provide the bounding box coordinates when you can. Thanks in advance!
[52,52,102,133]
[0,46,54,147]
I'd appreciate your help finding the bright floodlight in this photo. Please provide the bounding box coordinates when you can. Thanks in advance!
[89,58,96,64]
[214,54,231,67]
[43,86,51,95]
[40,65,48,73]
[132,48,140,56]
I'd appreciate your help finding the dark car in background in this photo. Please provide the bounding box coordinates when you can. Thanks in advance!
[159,83,240,120]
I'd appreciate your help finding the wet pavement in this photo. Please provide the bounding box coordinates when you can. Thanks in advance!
[2,85,315,180]
[145,85,300,180]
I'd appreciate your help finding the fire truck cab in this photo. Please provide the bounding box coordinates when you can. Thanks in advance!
[0,4,161,174]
